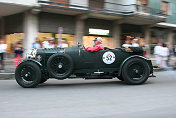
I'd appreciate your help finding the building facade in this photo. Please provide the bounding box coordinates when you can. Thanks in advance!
[0,0,175,56]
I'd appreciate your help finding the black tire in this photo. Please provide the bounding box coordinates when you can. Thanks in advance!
[122,58,150,85]
[40,74,49,84]
[15,61,41,88]
[47,53,73,79]
[117,75,124,81]
[40,77,48,84]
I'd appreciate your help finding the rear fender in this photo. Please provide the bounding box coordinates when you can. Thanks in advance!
[118,55,153,76]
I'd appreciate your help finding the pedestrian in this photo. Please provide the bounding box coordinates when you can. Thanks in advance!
[173,45,176,66]
[165,42,172,66]
[122,40,131,48]
[47,37,55,48]
[14,42,23,66]
[160,43,169,68]
[31,38,41,50]
[57,38,68,48]
[131,38,139,47]
[42,37,49,48]
[154,43,162,68]
[0,40,7,71]
[85,37,104,52]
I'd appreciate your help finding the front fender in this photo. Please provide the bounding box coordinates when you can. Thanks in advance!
[18,58,42,67]
[118,55,152,76]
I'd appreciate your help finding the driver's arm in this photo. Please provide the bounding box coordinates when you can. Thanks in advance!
[85,45,104,52]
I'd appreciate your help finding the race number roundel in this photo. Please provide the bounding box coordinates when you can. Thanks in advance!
[102,51,115,64]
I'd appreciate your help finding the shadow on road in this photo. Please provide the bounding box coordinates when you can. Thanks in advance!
[36,79,153,88]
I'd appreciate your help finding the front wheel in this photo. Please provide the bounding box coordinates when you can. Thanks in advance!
[15,61,41,88]
[122,58,150,85]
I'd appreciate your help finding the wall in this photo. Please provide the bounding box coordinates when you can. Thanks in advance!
[148,0,176,24]
[39,12,75,34]
[85,18,113,36]
[0,0,38,6]
[4,13,23,34]
[104,0,136,14]
[70,0,88,10]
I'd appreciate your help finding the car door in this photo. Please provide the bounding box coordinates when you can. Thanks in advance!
[80,50,100,69]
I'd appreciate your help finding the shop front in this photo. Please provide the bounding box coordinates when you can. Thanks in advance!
[83,28,113,48]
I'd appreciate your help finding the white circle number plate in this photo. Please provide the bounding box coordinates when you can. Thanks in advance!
[102,51,115,64]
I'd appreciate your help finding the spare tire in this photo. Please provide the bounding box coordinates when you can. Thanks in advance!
[47,53,73,79]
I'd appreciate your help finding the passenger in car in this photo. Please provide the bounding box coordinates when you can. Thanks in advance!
[85,37,104,52]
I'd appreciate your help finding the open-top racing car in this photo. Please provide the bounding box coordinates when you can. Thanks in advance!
[15,44,154,88]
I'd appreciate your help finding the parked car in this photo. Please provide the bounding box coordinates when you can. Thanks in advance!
[15,44,154,88]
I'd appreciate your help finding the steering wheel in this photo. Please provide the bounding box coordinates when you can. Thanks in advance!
[77,42,85,49]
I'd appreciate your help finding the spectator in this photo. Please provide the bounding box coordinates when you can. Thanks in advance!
[160,43,169,68]
[31,38,41,50]
[57,38,68,48]
[173,45,176,66]
[42,37,49,48]
[14,42,23,66]
[131,38,139,47]
[154,43,162,67]
[47,37,55,48]
[0,40,7,70]
[122,40,131,48]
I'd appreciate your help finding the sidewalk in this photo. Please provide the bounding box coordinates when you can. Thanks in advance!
[0,56,176,80]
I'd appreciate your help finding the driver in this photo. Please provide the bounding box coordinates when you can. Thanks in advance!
[85,37,104,52]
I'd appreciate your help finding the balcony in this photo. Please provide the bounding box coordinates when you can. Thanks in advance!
[38,0,166,23]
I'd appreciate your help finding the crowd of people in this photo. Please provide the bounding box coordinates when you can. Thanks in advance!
[0,37,69,70]
[154,42,176,69]
[0,36,176,71]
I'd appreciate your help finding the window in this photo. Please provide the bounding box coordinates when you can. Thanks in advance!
[89,0,104,9]
[137,0,148,5]
[162,1,169,14]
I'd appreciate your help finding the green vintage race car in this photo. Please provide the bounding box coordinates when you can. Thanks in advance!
[15,44,154,88]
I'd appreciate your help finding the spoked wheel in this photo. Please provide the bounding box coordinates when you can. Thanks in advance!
[122,58,150,85]
[47,53,73,79]
[15,61,41,88]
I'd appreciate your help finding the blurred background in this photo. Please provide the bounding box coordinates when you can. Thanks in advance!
[0,0,176,72]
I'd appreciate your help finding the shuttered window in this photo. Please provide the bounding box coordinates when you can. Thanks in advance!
[162,1,169,14]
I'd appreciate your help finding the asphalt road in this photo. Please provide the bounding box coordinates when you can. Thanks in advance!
[0,71,176,118]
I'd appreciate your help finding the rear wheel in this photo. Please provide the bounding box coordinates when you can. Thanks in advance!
[117,75,124,81]
[122,58,150,85]
[15,61,41,88]
[47,53,73,79]
[40,76,48,84]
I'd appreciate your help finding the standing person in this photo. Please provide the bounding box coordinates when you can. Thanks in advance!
[131,38,139,47]
[174,45,176,66]
[122,40,131,48]
[154,43,162,67]
[42,37,49,48]
[85,37,104,52]
[14,42,23,66]
[160,43,169,68]
[0,40,7,70]
[31,38,41,50]
[47,37,55,48]
[57,38,68,48]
